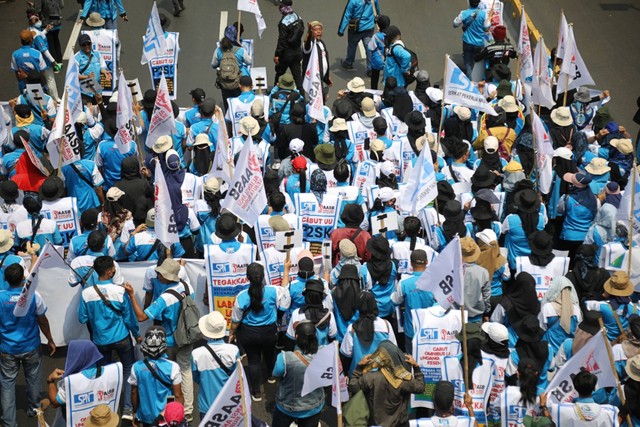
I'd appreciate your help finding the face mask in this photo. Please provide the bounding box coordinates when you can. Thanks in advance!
[34,21,43,28]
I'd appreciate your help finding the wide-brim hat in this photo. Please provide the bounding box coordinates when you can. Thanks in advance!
[455,322,486,343]
[361,97,377,117]
[0,230,15,253]
[474,188,500,205]
[347,77,366,93]
[610,138,633,155]
[314,144,336,166]
[86,12,105,28]
[38,176,65,201]
[585,157,611,175]
[574,86,591,103]
[551,107,573,127]
[578,310,603,335]
[471,164,496,188]
[329,118,348,132]
[460,236,480,263]
[84,404,119,427]
[268,215,290,232]
[199,311,227,339]
[152,135,173,153]
[529,230,553,256]
[155,258,181,282]
[405,110,426,131]
[278,73,295,90]
[481,322,509,344]
[194,134,213,147]
[604,271,634,297]
[626,354,640,382]
[215,213,241,240]
[0,180,19,202]
[453,106,471,121]
[239,116,260,136]
[513,314,545,343]
[470,202,494,221]
[142,89,157,109]
[514,189,540,213]
[554,147,573,161]
[442,199,465,222]
[498,95,518,113]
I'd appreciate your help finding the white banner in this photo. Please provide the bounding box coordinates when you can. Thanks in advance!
[141,2,167,65]
[154,163,180,247]
[210,111,233,183]
[149,32,180,100]
[303,40,326,124]
[221,134,268,226]
[237,0,267,38]
[301,341,348,409]
[617,167,640,234]
[21,133,50,176]
[556,25,595,96]
[82,29,118,95]
[556,12,569,60]
[399,142,437,214]
[518,8,534,86]
[416,236,463,309]
[115,70,135,154]
[146,71,176,149]
[199,363,251,427]
[13,242,58,317]
[531,36,555,109]
[444,56,497,116]
[545,332,616,404]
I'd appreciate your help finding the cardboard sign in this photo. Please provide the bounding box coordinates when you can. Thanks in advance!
[275,229,302,251]
[372,210,399,236]
[25,84,46,107]
[127,79,143,102]
[250,67,268,92]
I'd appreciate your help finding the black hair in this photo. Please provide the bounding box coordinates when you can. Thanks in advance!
[375,15,390,32]
[517,358,539,406]
[104,120,118,138]
[298,165,308,194]
[268,191,286,212]
[87,230,106,252]
[233,21,245,36]
[401,216,421,250]
[5,264,24,287]
[220,36,233,51]
[171,101,179,119]
[572,369,598,397]
[93,256,115,277]
[247,263,265,313]
[334,160,350,183]
[295,322,319,355]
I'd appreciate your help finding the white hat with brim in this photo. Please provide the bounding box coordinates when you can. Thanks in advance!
[0,230,14,253]
[611,138,634,155]
[498,95,518,113]
[199,311,227,339]
[329,118,348,132]
[154,258,181,282]
[481,322,508,343]
[152,135,173,154]
[86,12,105,28]
[554,147,573,161]
[551,107,573,127]
[239,116,260,136]
[361,97,377,117]
[347,77,366,93]
[626,354,640,382]
[194,134,212,147]
[585,158,611,175]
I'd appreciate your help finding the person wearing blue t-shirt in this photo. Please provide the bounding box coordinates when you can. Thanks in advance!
[184,88,205,128]
[0,263,55,427]
[0,230,27,291]
[453,0,489,77]
[11,30,47,92]
[69,209,116,261]
[95,121,138,190]
[15,195,63,254]
[186,98,218,151]
[75,33,111,103]
[62,158,104,213]
[12,104,50,154]
[125,209,185,261]
[68,231,123,288]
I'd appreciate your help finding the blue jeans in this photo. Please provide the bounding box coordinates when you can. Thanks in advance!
[0,348,42,427]
[97,337,134,411]
[463,41,482,78]
[345,29,374,70]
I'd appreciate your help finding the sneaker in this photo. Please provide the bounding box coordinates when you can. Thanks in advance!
[121,410,133,421]
[341,60,354,70]
[251,393,262,402]
[26,408,38,418]
[267,376,276,384]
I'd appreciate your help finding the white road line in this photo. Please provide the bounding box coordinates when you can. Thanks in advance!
[63,9,84,61]
[358,40,366,60]
[219,11,228,41]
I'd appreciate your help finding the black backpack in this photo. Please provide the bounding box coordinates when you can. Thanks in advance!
[390,44,419,86]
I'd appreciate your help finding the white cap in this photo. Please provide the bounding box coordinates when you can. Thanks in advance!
[289,138,304,154]
[553,147,573,160]
[378,187,395,202]
[379,161,395,177]
[476,229,498,246]
[484,136,499,154]
[426,87,443,103]
[481,322,508,343]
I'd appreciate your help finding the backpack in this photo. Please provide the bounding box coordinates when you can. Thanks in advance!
[217,47,241,91]
[164,282,202,347]
[390,44,419,86]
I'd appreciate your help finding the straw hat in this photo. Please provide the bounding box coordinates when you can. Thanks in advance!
[329,118,348,132]
[198,311,227,339]
[625,354,640,382]
[550,107,573,127]
[604,271,634,297]
[86,12,105,28]
[361,97,377,117]
[152,135,173,154]
[460,236,480,263]
[498,95,518,113]
[84,404,119,427]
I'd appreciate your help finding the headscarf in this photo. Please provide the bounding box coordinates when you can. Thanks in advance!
[570,100,595,131]
[333,264,361,321]
[542,277,579,334]
[569,184,597,214]
[515,339,549,376]
[310,168,327,204]
[476,236,506,279]
[479,150,503,173]
[362,340,413,389]
[353,292,378,345]
[300,280,330,329]
[624,379,640,419]
[553,156,578,196]
[481,333,510,358]
[515,198,540,238]
[64,340,104,377]
[568,244,609,301]
[591,203,617,242]
[366,236,393,286]
[502,272,540,320]
[192,145,214,176]
[463,338,484,388]
[442,202,467,242]
[391,90,413,122]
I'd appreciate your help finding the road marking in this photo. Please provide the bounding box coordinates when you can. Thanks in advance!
[219,11,228,41]
[358,40,366,60]
[63,9,84,61]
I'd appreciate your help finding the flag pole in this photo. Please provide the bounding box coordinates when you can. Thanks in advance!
[237,360,250,427]
[552,10,563,78]
[460,305,469,392]
[434,55,449,226]
[627,159,637,275]
[598,317,633,427]
[334,340,344,427]
[561,23,573,107]
[237,11,242,44]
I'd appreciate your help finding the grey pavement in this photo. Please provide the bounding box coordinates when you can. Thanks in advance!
[0,0,638,425]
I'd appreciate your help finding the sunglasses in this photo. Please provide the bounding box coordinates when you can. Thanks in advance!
[81,42,92,47]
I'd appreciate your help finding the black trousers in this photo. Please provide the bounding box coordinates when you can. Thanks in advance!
[237,323,277,395]
[274,53,303,91]
[46,29,62,63]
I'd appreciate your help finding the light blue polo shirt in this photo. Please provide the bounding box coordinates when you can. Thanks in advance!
[144,281,191,347]
[0,288,47,354]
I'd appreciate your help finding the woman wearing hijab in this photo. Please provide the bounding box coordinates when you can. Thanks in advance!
[272,322,326,427]
[286,279,337,346]
[332,264,362,342]
[435,200,468,251]
[228,263,291,401]
[476,229,509,311]
[391,216,435,275]
[560,171,598,260]
[493,358,542,426]
[347,340,424,427]
[362,236,397,322]
[502,188,545,269]
[491,272,540,348]
[368,15,391,90]
[566,244,611,303]
[309,168,327,204]
[540,277,582,355]
[585,271,638,342]
[340,292,396,375]
[585,182,620,258]
[552,311,602,371]
[548,147,577,225]
[507,314,552,393]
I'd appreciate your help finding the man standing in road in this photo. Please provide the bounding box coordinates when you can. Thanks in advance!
[274,0,305,91]
[453,0,489,78]
[338,0,381,75]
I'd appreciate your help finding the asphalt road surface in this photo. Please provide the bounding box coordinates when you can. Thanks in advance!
[0,0,638,425]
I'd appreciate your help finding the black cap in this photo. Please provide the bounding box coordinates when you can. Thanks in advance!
[280,0,293,5]
[189,88,205,102]
[239,76,253,87]
[78,33,92,46]
[304,279,324,294]
[14,104,32,119]
[200,98,216,116]
[410,249,428,265]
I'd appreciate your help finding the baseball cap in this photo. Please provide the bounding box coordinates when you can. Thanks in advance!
[189,88,205,102]
[289,138,304,154]
[484,136,499,154]
[410,249,428,265]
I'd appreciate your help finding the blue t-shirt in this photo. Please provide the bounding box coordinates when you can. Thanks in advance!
[232,286,286,326]
[96,137,138,189]
[0,288,47,354]
[62,159,103,212]
[129,357,180,424]
[144,281,192,347]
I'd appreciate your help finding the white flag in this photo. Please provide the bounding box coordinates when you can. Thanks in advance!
[556,12,569,60]
[141,2,167,65]
[444,56,497,116]
[531,36,555,109]
[210,112,233,184]
[154,164,180,248]
[47,59,83,168]
[301,342,349,409]
[198,363,251,427]
[531,108,554,194]
[545,332,616,404]
[220,134,268,226]
[303,41,326,124]
[518,8,534,86]
[237,0,267,38]
[13,242,57,317]
[416,236,464,309]
[399,142,437,214]
[115,70,135,154]
[556,26,595,97]
[146,71,176,149]
[22,134,50,176]
[617,167,640,234]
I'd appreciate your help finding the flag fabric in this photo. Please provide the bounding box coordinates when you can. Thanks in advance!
[21,135,50,176]
[146,72,176,149]
[517,8,534,86]
[531,108,553,194]
[237,0,267,38]
[221,134,268,226]
[444,56,497,116]
[531,36,555,109]
[301,341,349,409]
[115,70,135,154]
[416,236,464,309]
[545,332,617,404]
[13,242,57,317]
[303,41,326,124]
[154,164,180,248]
[198,363,251,427]
[617,166,640,234]
[556,25,595,97]
[210,111,233,183]
[141,2,167,65]
[556,12,569,60]
[399,142,438,214]
[47,59,83,168]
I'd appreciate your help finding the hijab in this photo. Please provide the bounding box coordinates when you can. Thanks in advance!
[333,264,361,321]
[362,340,413,389]
[353,292,379,345]
[192,145,214,176]
[502,272,540,320]
[300,286,330,329]
[568,244,609,301]
[592,203,617,242]
[366,236,393,285]
[569,183,597,213]
[64,340,104,377]
[310,168,327,204]
[515,339,549,375]
[476,239,506,279]
[479,151,503,173]
[542,277,579,334]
